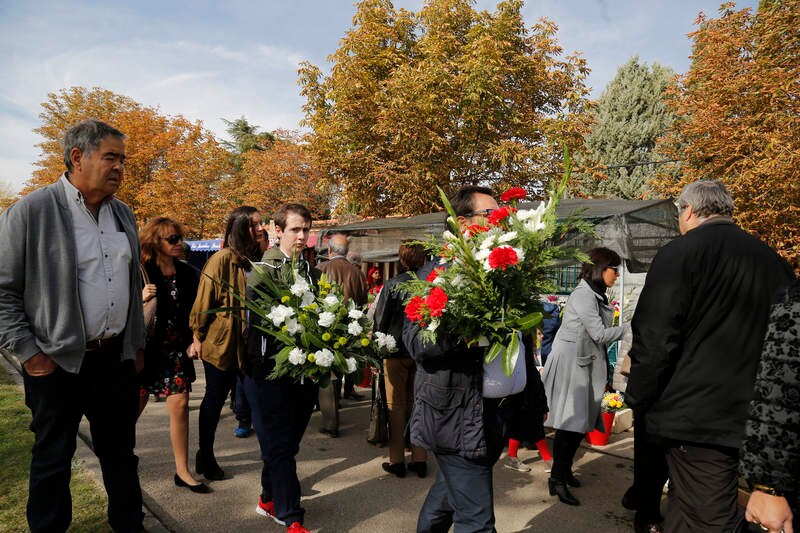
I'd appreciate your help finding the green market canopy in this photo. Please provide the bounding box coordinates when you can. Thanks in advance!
[324,199,678,273]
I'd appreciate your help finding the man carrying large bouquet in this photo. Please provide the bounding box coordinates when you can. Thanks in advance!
[243,203,320,533]
[404,185,518,533]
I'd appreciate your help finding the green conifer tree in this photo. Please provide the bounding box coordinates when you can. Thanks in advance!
[574,56,675,199]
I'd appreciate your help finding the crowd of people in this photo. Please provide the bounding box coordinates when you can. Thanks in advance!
[0,119,797,533]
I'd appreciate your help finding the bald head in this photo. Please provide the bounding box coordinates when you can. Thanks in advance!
[328,233,349,257]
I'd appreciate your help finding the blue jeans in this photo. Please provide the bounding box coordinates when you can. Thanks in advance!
[22,347,143,533]
[243,375,317,526]
[417,397,508,533]
[198,360,237,454]
[232,373,252,428]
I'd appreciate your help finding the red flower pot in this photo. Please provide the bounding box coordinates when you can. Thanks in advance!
[585,411,616,446]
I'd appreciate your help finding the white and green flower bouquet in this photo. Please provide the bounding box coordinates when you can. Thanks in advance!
[245,264,396,386]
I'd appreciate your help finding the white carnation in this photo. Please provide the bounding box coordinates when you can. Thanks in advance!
[374,331,397,350]
[347,321,363,336]
[348,309,364,319]
[479,234,497,250]
[284,317,304,335]
[266,305,294,326]
[513,247,525,262]
[318,311,336,328]
[498,231,517,243]
[301,291,315,307]
[323,295,339,306]
[377,332,397,351]
[442,230,457,241]
[474,248,491,262]
[289,276,311,297]
[315,348,334,367]
[427,319,440,332]
[345,357,358,373]
[288,347,307,365]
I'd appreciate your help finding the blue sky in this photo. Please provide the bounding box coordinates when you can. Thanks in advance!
[0,0,757,193]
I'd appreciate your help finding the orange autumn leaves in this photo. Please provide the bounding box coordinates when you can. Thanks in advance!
[16,87,328,236]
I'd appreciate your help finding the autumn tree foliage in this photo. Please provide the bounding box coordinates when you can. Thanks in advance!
[235,130,331,221]
[0,181,15,213]
[299,0,590,217]
[23,87,237,237]
[573,56,676,199]
[653,1,799,263]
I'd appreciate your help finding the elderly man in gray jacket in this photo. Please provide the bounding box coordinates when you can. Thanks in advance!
[0,120,146,533]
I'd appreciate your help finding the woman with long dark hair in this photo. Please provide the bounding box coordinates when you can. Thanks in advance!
[190,207,262,480]
[542,247,629,506]
[138,217,209,493]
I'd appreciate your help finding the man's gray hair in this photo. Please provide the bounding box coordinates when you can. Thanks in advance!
[328,232,349,257]
[64,119,125,172]
[677,180,734,218]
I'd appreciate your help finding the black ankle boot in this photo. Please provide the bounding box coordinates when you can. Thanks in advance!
[196,449,224,480]
[548,477,580,506]
[381,462,406,478]
[566,473,581,487]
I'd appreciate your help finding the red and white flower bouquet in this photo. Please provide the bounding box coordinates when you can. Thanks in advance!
[401,170,591,376]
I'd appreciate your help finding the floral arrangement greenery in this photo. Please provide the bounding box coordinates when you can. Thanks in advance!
[601,391,627,413]
[400,159,593,376]
[244,263,396,386]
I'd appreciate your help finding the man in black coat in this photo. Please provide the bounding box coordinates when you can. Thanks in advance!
[627,180,794,533]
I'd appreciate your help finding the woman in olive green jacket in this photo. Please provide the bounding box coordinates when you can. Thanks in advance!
[190,209,262,480]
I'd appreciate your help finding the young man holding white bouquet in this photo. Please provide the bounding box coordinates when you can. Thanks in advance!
[242,203,319,533]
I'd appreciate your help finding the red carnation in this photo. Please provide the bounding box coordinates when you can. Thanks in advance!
[500,187,527,202]
[405,296,426,323]
[426,268,445,282]
[425,287,448,317]
[466,224,490,236]
[487,206,516,226]
[488,246,520,270]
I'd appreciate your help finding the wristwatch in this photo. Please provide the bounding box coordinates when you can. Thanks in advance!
[751,483,786,497]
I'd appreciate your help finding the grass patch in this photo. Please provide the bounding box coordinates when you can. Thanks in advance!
[0,367,111,532]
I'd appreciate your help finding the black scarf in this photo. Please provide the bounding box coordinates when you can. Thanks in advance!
[585,278,609,305]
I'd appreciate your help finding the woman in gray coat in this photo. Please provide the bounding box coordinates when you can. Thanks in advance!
[542,247,629,506]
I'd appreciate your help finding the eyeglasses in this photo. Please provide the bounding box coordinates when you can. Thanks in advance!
[161,234,183,245]
[464,208,495,218]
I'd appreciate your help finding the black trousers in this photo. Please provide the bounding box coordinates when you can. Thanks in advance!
[198,360,238,454]
[22,347,143,533]
[551,429,585,481]
[630,409,669,523]
[664,441,741,533]
[417,397,509,533]
[244,375,317,526]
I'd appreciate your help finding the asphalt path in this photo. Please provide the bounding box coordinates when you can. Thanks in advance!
[4,355,641,532]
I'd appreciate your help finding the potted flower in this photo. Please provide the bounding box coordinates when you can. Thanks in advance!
[586,392,627,446]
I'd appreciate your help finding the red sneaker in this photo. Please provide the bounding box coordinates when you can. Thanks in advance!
[256,497,285,525]
[287,522,310,533]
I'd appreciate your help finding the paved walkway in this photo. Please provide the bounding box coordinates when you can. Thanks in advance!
[5,356,640,532]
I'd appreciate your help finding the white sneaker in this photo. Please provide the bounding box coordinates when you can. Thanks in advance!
[504,457,531,472]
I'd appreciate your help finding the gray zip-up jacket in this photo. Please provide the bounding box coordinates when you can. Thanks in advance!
[0,178,145,373]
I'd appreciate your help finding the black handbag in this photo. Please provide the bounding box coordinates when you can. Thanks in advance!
[367,371,390,446]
